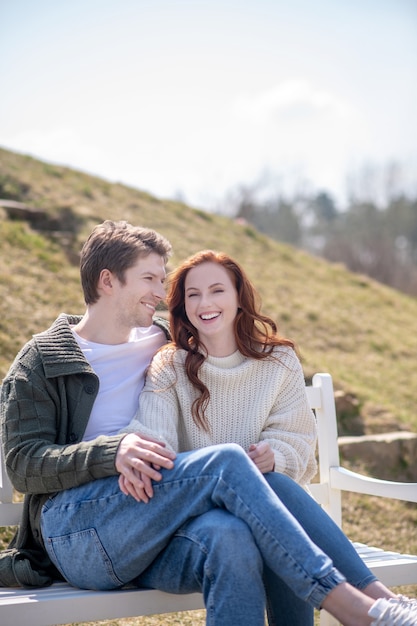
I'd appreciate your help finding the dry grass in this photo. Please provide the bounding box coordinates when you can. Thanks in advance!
[66,613,207,626]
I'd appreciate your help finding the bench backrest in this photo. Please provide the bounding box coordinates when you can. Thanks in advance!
[307,373,343,525]
[0,372,341,528]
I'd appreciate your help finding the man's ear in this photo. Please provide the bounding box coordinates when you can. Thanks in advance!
[98,268,114,294]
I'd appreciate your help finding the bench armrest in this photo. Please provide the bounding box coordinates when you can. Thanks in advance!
[329,466,417,503]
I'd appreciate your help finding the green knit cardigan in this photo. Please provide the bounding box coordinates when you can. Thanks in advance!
[0,313,170,587]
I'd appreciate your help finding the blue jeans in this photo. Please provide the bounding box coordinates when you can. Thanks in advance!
[262,473,377,626]
[41,444,345,626]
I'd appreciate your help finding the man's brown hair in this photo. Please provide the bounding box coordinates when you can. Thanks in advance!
[80,220,172,304]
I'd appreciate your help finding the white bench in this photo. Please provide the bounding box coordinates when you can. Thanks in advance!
[0,372,416,626]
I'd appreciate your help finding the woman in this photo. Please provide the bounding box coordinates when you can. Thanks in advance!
[122,250,416,626]
[133,256,316,484]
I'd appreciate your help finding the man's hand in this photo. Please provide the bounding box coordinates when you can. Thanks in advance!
[116,433,176,502]
[247,442,275,473]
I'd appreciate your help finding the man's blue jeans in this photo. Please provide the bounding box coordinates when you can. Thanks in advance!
[41,444,362,626]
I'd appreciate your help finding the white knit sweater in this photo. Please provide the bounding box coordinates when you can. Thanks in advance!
[127,345,317,485]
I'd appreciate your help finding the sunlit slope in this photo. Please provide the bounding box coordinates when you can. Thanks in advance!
[1,147,416,431]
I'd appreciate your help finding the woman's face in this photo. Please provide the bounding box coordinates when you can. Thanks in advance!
[184,261,239,353]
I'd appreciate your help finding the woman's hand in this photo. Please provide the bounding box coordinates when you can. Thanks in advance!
[118,470,152,503]
[247,442,275,473]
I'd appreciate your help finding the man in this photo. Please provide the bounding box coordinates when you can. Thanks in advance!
[1,220,407,626]
[0,220,175,586]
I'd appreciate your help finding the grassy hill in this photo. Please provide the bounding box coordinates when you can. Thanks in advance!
[1,146,417,623]
[1,146,417,435]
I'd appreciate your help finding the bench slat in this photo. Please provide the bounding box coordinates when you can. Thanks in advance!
[0,583,204,626]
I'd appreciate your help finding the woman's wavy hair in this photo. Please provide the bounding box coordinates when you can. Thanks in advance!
[166,250,295,430]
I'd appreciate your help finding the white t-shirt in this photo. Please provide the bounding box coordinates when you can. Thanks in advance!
[73,325,166,441]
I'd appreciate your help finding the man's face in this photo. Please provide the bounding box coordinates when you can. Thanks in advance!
[113,252,166,329]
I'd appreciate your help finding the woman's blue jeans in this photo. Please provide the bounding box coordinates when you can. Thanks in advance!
[41,444,359,626]
[262,473,377,626]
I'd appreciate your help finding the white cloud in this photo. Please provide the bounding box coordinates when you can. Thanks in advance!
[233,79,354,124]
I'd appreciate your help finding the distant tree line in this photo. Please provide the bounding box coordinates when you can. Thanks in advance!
[227,164,417,297]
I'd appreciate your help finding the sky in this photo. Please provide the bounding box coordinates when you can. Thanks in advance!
[1,0,417,212]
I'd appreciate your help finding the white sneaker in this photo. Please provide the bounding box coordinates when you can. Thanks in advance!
[397,595,417,611]
[368,597,417,625]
